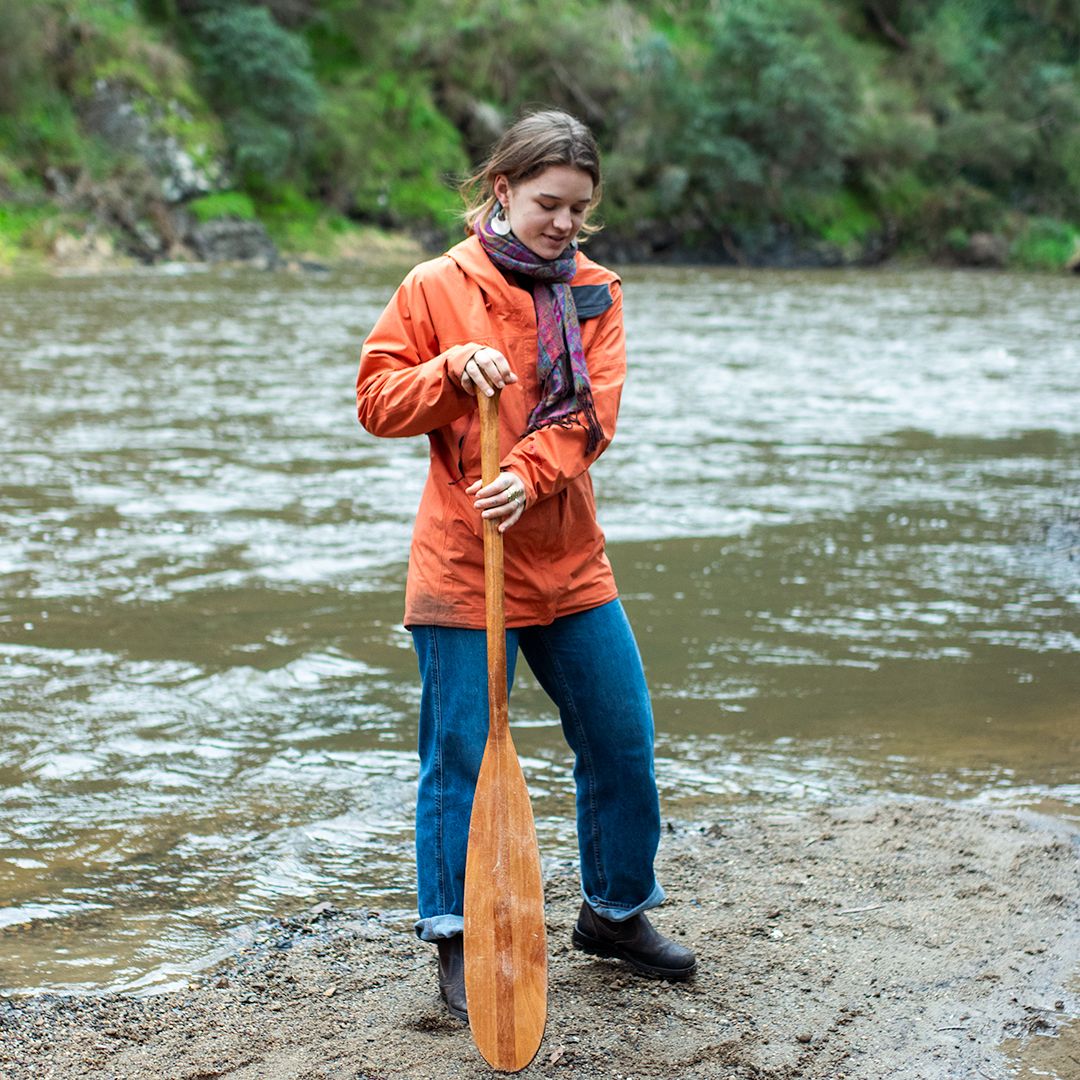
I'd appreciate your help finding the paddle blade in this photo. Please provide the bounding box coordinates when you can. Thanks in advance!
[464,733,547,1072]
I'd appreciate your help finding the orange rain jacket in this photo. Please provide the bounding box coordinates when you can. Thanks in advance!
[356,235,626,629]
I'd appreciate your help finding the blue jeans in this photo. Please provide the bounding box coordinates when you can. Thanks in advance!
[411,598,665,942]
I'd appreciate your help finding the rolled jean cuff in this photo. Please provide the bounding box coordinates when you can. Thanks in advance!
[414,914,464,942]
[582,881,666,922]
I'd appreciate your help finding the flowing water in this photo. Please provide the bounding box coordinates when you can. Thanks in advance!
[0,263,1076,996]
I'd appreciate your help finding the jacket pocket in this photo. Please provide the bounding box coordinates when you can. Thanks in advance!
[448,406,480,485]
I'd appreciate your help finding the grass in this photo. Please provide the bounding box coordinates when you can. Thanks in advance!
[252,185,420,260]
[1009,216,1079,271]
[786,188,881,252]
[0,203,58,266]
[188,191,257,223]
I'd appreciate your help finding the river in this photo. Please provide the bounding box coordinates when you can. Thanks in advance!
[1,263,1076,995]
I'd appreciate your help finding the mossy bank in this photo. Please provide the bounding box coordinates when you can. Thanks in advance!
[1,1,1079,273]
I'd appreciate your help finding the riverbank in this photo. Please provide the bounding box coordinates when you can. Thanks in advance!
[3,201,1079,278]
[5,235,1079,282]
[2,798,1077,1080]
[0,218,430,278]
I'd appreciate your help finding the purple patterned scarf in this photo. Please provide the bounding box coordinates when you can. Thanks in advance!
[474,206,603,454]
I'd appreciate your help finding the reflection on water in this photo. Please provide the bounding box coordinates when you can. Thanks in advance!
[0,264,1077,993]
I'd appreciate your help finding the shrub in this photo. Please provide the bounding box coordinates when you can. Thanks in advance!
[309,71,467,231]
[786,189,880,249]
[1010,216,1079,270]
[192,5,320,185]
[254,183,353,256]
[0,94,90,173]
[0,0,49,111]
[0,202,61,265]
[654,0,864,227]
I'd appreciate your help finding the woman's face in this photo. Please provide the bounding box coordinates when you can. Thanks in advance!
[493,165,595,260]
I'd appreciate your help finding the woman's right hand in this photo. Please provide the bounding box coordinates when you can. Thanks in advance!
[458,347,518,398]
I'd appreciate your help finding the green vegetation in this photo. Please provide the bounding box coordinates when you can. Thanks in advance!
[255,184,348,254]
[0,0,1077,268]
[0,203,53,266]
[1010,216,1079,270]
[187,190,256,222]
[189,5,320,186]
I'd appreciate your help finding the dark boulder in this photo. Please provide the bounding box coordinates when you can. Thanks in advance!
[953,231,1009,268]
[186,218,279,267]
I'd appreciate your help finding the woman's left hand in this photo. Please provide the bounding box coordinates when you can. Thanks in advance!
[468,470,529,532]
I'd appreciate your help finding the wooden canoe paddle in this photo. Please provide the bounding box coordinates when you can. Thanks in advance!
[463,389,548,1072]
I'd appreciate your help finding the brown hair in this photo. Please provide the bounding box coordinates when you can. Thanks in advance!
[460,109,603,237]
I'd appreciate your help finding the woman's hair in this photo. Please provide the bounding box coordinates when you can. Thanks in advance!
[460,109,603,236]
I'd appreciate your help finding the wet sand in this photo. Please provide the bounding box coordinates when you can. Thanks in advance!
[2,798,1077,1079]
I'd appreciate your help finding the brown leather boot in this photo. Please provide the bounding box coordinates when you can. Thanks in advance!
[572,902,696,981]
[436,935,468,1021]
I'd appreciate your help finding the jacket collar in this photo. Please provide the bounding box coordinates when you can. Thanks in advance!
[445,235,618,297]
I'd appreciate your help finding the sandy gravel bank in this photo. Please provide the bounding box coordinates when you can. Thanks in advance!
[2,799,1077,1080]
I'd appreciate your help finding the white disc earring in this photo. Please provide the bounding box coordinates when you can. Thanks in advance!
[491,202,512,236]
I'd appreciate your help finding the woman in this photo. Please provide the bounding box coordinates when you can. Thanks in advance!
[356,109,695,1021]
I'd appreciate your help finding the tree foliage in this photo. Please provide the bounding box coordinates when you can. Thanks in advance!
[190,4,320,185]
[0,0,1077,264]
[311,70,468,228]
[664,0,862,217]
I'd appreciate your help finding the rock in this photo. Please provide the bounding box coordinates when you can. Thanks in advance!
[79,80,227,204]
[187,218,279,267]
[43,166,73,199]
[957,232,1009,268]
[49,230,119,271]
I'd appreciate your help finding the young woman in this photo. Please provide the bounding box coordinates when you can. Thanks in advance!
[356,109,695,1021]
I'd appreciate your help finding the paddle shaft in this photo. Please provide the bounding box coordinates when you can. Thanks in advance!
[479,390,508,745]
